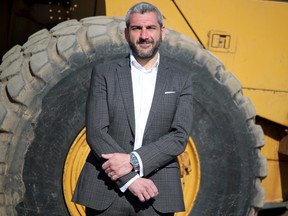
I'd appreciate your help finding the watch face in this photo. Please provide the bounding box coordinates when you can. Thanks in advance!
[131,154,139,166]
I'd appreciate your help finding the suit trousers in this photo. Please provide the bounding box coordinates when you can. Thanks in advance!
[85,191,174,216]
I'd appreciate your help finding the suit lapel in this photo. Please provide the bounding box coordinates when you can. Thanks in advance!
[116,57,171,140]
[116,58,135,136]
[144,61,170,136]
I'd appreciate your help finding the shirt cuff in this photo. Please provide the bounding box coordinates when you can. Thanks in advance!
[132,151,144,177]
[119,174,140,192]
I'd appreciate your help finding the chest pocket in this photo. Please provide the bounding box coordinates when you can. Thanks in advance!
[157,91,180,118]
[162,91,179,106]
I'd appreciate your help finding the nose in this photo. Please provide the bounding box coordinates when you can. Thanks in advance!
[140,28,148,39]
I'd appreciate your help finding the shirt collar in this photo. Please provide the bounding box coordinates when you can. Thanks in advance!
[130,52,160,73]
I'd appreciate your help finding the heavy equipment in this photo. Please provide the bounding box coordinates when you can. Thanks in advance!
[0,0,287,215]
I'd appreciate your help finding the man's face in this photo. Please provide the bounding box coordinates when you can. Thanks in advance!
[125,12,165,60]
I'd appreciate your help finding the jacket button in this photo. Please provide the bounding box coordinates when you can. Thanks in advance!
[130,141,134,145]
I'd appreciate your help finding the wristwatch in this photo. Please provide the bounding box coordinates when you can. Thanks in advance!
[130,152,140,172]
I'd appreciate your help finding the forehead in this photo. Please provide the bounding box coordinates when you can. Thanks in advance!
[129,12,160,27]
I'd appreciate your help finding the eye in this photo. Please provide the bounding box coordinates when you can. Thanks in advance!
[147,25,157,30]
[130,26,141,31]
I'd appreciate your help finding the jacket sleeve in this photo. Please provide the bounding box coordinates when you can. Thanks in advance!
[86,65,137,188]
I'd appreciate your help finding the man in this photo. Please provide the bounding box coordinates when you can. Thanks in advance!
[72,2,193,215]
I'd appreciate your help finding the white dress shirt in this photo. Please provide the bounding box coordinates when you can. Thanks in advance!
[120,53,159,192]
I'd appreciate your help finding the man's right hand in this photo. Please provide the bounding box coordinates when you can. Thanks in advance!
[128,178,159,202]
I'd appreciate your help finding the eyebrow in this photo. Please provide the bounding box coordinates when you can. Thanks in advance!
[129,24,158,29]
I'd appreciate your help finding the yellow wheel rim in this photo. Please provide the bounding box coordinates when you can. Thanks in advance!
[63,128,200,215]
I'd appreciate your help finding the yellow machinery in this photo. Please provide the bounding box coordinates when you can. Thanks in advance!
[104,0,288,209]
[0,0,287,215]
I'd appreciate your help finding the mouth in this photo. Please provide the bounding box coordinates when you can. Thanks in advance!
[138,39,153,45]
[137,41,153,49]
[138,43,151,49]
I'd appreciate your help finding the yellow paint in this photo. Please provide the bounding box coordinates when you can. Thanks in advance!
[177,137,201,216]
[63,129,87,215]
[174,0,288,126]
[243,89,288,127]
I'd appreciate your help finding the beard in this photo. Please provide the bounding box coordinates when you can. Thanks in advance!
[127,34,162,60]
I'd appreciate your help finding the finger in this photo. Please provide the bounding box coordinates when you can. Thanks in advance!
[101,153,113,159]
[105,168,111,174]
[149,182,158,195]
[142,191,150,201]
[138,194,145,202]
[102,160,110,170]
[146,186,157,198]
[152,190,159,198]
[108,172,113,178]
[151,187,159,197]
[108,171,118,181]
[111,174,119,181]
[145,180,158,197]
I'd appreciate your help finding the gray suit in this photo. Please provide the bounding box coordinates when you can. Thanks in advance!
[72,56,194,213]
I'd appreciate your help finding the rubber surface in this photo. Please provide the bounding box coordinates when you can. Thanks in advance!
[0,17,267,215]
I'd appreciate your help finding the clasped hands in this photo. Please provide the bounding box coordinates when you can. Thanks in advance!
[101,153,158,202]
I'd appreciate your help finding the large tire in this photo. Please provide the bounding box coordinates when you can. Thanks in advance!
[0,17,266,215]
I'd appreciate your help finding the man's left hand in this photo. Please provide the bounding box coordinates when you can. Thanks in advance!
[102,153,133,180]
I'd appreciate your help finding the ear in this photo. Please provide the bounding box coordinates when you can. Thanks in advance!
[161,26,166,40]
[124,28,129,42]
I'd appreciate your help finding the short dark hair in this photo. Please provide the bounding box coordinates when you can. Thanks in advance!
[125,2,163,27]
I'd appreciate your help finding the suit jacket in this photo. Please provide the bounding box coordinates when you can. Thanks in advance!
[72,55,194,213]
